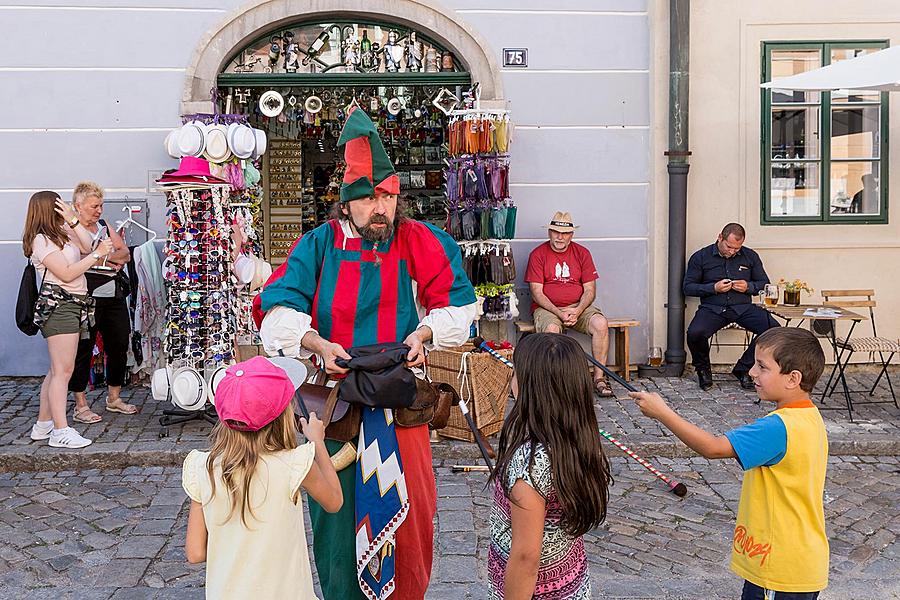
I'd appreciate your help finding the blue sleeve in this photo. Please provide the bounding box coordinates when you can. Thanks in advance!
[724,414,787,470]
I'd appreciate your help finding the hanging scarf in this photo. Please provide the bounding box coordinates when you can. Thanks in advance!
[355,408,408,599]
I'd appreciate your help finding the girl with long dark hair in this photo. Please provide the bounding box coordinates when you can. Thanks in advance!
[488,333,613,599]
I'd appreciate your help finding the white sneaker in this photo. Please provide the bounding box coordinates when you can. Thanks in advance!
[48,427,92,449]
[30,421,53,441]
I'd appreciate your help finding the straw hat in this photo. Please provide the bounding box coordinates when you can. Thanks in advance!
[251,128,268,159]
[164,130,181,159]
[227,123,255,160]
[250,255,273,292]
[177,121,208,158]
[206,365,229,405]
[203,124,231,163]
[547,211,578,233]
[151,366,174,401]
[170,367,208,411]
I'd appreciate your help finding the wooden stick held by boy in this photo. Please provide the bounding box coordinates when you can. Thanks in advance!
[630,327,829,598]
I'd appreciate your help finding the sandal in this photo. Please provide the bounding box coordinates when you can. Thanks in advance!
[105,398,138,415]
[594,378,615,398]
[73,406,103,424]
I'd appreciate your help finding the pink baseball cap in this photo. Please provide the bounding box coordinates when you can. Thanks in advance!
[214,356,300,431]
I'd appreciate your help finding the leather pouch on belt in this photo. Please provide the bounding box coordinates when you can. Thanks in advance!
[395,378,460,429]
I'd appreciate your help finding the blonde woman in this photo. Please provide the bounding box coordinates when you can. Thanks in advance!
[22,191,113,448]
[67,181,137,422]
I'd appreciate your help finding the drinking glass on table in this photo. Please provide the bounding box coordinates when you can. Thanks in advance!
[764,284,779,306]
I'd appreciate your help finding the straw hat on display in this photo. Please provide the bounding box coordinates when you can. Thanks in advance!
[203,124,232,163]
[151,366,174,401]
[251,128,268,160]
[170,367,208,411]
[177,120,208,158]
[227,123,255,159]
[164,130,181,159]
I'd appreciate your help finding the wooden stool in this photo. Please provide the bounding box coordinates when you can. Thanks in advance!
[514,318,640,382]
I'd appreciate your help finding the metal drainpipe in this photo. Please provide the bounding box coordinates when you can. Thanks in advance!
[663,0,690,376]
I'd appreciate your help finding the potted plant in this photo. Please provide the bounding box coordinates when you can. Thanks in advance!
[777,278,814,306]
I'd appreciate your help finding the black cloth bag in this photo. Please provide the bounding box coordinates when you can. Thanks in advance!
[335,342,417,409]
[15,260,41,336]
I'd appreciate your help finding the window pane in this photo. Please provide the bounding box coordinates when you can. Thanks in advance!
[831,105,880,159]
[830,162,881,216]
[830,48,882,103]
[769,162,821,217]
[771,106,820,160]
[769,49,822,103]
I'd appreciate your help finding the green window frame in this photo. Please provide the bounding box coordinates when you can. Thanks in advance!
[761,41,889,225]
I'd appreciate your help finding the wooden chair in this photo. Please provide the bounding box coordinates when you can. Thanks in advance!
[820,289,899,413]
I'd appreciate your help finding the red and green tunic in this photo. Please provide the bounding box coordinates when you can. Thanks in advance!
[258,218,475,599]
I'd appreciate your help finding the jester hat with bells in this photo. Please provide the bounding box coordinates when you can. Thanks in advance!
[337,107,400,203]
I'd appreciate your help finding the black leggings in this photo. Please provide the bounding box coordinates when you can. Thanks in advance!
[68,297,131,392]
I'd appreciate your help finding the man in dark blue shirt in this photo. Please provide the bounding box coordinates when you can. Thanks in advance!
[683,223,779,390]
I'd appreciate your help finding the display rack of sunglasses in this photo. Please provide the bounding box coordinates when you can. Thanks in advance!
[163,186,239,394]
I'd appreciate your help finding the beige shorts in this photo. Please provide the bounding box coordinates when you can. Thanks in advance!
[533,305,604,335]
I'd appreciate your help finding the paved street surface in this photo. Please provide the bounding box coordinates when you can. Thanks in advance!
[0,457,897,599]
[0,369,897,472]
[0,370,898,598]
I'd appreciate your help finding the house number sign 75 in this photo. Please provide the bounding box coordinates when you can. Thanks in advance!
[503,48,528,68]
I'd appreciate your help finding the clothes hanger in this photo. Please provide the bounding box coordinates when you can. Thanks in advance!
[118,206,158,242]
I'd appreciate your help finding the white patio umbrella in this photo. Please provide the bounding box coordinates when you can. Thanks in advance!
[761,45,900,92]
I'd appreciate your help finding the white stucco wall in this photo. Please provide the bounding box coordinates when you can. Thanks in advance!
[650,0,900,366]
[0,0,653,374]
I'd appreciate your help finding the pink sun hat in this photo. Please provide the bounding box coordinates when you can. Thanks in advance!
[157,156,228,184]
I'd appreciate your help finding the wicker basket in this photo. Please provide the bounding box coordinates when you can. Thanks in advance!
[427,345,514,441]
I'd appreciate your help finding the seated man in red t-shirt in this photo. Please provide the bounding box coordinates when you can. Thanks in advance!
[524,211,613,397]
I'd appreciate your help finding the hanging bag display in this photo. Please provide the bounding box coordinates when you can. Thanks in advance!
[15,260,43,336]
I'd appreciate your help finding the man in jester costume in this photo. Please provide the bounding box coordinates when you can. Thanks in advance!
[254,107,476,599]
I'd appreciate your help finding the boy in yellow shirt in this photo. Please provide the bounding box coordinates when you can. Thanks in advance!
[631,327,828,599]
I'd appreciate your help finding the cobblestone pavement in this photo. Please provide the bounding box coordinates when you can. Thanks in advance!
[0,368,897,472]
[0,456,897,599]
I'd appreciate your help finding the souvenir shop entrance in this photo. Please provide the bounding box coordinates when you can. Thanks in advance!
[215,20,474,266]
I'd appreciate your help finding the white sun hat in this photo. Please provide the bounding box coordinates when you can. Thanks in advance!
[170,366,208,411]
[206,365,229,405]
[251,128,268,160]
[203,124,231,163]
[227,123,255,159]
[164,130,181,159]
[177,120,208,158]
[151,366,174,401]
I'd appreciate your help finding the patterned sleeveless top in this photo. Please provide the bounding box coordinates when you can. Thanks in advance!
[488,442,591,599]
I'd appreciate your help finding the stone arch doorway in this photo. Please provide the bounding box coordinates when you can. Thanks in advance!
[181,0,505,114]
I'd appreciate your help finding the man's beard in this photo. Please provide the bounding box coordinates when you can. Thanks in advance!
[355,213,396,243]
